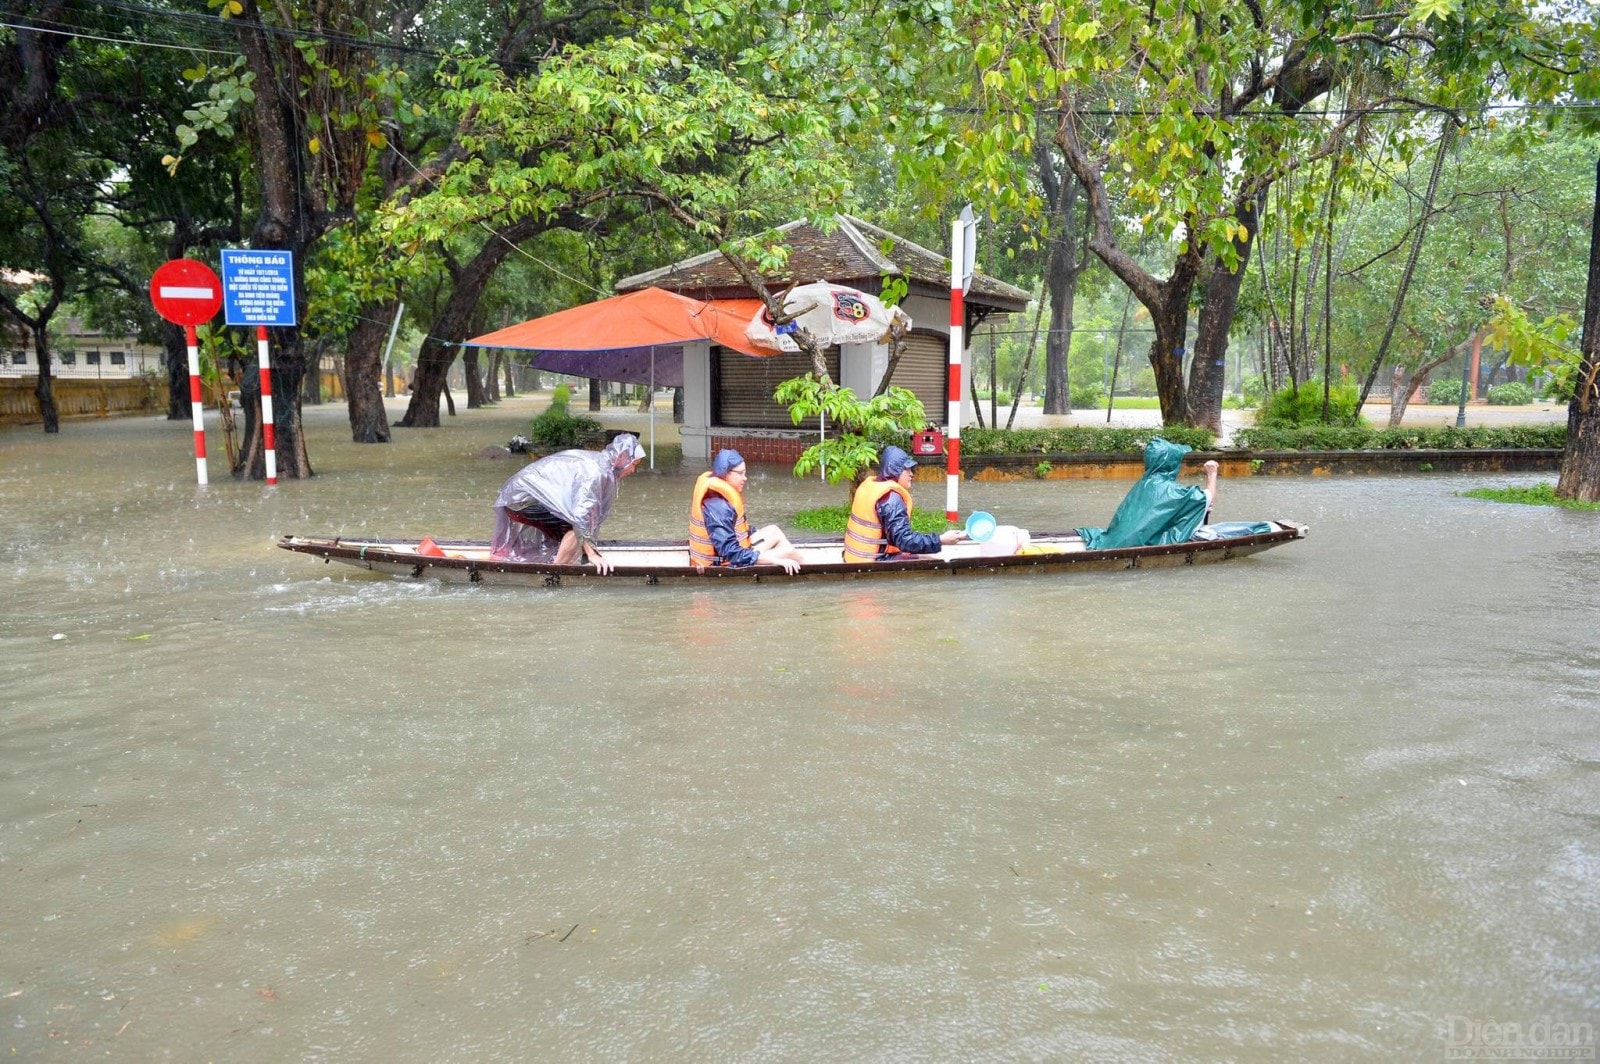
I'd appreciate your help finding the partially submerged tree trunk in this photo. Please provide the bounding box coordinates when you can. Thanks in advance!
[162,323,189,420]
[463,347,488,408]
[1555,153,1600,503]
[28,323,60,433]
[1388,331,1480,428]
[1053,111,1203,425]
[399,217,542,428]
[343,298,394,443]
[234,327,312,479]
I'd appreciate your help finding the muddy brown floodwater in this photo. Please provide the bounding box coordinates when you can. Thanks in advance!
[2,397,1597,1061]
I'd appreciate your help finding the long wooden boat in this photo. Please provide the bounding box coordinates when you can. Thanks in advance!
[278,521,1307,586]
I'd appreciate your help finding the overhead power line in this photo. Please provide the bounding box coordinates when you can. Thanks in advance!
[9,5,1599,123]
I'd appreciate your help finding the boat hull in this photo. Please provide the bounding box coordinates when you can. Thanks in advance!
[278,523,1308,587]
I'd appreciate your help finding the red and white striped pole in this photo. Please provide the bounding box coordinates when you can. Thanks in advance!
[257,325,277,484]
[945,215,966,521]
[185,324,207,486]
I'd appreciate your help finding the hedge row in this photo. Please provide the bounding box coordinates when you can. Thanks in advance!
[960,425,1217,455]
[1229,424,1567,451]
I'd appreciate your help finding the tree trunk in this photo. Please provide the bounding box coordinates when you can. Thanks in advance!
[1187,199,1260,431]
[399,222,540,428]
[234,327,312,479]
[1555,153,1600,502]
[463,347,487,408]
[343,299,394,443]
[1356,122,1455,413]
[1039,165,1082,415]
[1390,331,1480,428]
[1387,366,1413,428]
[487,350,502,402]
[588,377,601,412]
[163,322,190,420]
[29,324,59,433]
[1051,115,1201,425]
[1005,281,1047,430]
[1147,288,1193,425]
[302,350,322,405]
[1105,288,1134,423]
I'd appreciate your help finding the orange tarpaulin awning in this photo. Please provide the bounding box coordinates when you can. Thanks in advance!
[466,287,768,358]
[465,287,771,470]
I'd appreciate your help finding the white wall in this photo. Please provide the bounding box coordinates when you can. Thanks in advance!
[838,340,882,398]
[679,340,712,461]
[877,293,973,429]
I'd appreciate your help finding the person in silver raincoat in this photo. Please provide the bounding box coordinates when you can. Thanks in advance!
[490,433,646,572]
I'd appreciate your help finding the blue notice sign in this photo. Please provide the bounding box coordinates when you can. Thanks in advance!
[220,248,297,327]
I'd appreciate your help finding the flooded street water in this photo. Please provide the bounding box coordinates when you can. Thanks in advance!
[3,398,1598,1061]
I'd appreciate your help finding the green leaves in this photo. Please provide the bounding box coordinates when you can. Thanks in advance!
[1484,295,1577,370]
[775,375,927,482]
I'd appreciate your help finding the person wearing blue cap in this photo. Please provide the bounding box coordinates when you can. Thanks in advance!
[688,449,804,573]
[842,445,967,562]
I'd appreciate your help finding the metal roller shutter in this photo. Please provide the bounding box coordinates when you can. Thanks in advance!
[714,346,840,429]
[888,331,950,427]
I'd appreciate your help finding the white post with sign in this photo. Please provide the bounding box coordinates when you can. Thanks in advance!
[221,249,296,485]
[946,205,976,521]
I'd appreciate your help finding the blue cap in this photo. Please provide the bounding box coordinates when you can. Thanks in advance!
[881,445,917,478]
[713,449,745,477]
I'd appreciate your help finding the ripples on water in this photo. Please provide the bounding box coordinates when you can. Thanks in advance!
[2,402,1598,1060]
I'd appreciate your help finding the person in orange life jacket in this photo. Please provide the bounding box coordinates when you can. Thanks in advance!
[689,449,804,574]
[843,445,967,562]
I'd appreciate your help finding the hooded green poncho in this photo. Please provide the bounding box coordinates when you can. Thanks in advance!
[1075,438,1211,550]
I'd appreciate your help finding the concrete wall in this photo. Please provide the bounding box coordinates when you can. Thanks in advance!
[0,376,167,424]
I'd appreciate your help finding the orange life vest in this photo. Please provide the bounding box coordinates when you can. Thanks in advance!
[688,472,751,568]
[843,478,913,562]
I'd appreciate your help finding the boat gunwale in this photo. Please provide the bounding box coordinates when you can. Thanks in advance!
[277,523,1307,582]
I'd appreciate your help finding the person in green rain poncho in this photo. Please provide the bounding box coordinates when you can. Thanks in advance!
[1075,438,1220,550]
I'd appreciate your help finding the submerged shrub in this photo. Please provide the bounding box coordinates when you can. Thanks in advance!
[1230,424,1567,451]
[1427,377,1466,406]
[1486,382,1535,406]
[1257,379,1365,427]
[528,385,602,449]
[961,425,1216,455]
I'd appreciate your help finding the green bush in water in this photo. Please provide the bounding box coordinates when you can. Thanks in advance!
[1257,379,1366,427]
[528,384,602,449]
[1486,381,1535,406]
[960,425,1215,455]
[1240,373,1267,405]
[1427,377,1466,406]
[1230,423,1567,451]
[1069,382,1104,408]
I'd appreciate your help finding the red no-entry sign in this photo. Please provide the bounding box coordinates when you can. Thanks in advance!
[149,259,223,326]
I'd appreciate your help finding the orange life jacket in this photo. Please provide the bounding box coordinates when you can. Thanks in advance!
[688,472,751,568]
[843,478,913,562]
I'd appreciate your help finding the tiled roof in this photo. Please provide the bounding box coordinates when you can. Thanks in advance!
[616,215,1030,312]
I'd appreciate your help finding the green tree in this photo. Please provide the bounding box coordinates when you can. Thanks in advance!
[926,0,1600,433]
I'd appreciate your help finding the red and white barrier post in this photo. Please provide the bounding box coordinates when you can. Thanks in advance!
[945,210,974,521]
[257,325,277,485]
[185,324,207,486]
[150,258,223,487]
